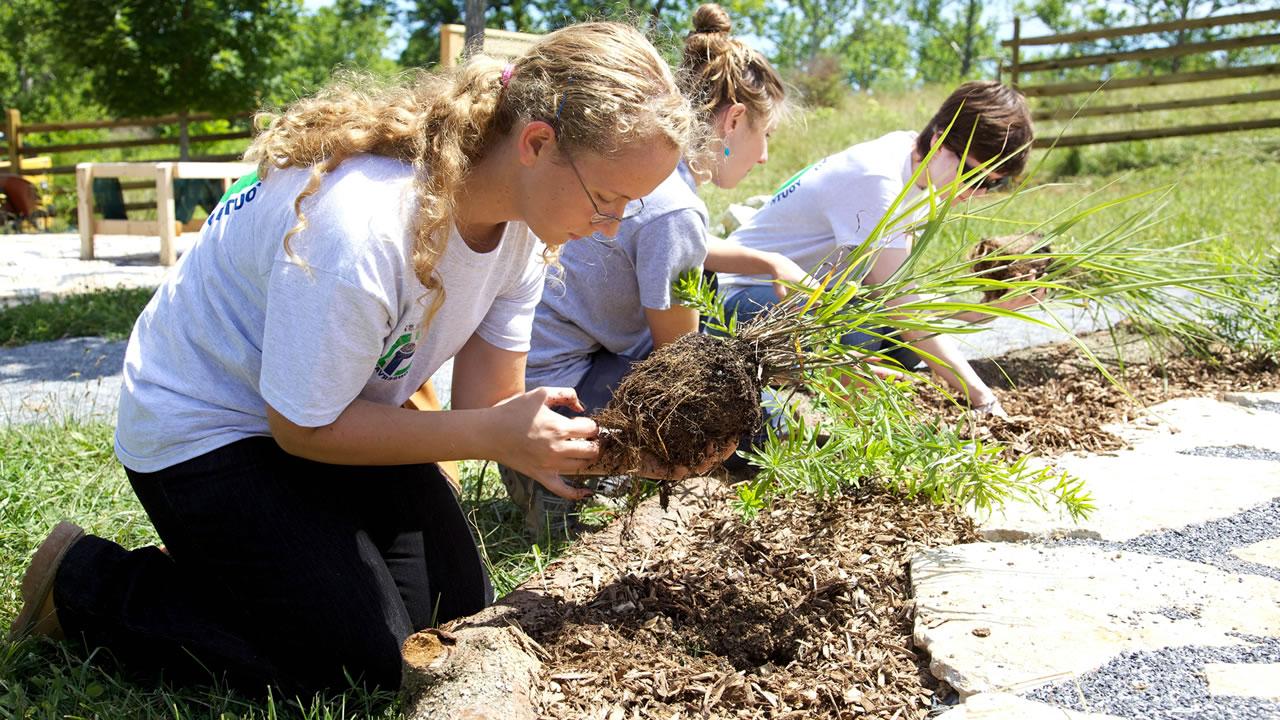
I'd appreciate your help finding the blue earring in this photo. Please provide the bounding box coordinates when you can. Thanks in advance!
[724,147,731,157]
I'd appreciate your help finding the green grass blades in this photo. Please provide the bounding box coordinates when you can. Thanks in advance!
[0,287,154,347]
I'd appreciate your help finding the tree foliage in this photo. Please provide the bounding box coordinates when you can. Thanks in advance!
[51,0,298,119]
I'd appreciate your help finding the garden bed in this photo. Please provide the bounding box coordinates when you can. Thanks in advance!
[409,332,1279,720]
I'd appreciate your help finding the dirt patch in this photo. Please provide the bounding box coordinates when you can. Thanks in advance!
[527,487,977,718]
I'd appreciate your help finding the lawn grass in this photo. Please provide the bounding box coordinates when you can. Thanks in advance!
[2,78,1277,715]
[0,287,154,347]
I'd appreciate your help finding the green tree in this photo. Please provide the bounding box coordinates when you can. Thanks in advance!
[909,0,997,81]
[0,0,98,121]
[757,0,909,91]
[52,0,298,122]
[269,0,399,102]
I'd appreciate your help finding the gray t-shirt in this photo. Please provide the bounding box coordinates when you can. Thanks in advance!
[525,163,708,389]
[718,131,924,291]
[115,154,545,473]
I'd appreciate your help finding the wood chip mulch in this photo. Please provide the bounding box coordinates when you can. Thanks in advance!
[922,341,1280,457]
[528,488,978,719]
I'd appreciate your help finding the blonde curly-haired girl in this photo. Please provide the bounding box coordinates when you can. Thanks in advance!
[11,21,722,695]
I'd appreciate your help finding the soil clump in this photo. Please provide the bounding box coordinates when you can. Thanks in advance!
[594,332,762,474]
[968,233,1052,303]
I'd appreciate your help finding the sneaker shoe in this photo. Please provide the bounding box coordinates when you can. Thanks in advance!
[498,465,583,539]
[8,521,85,641]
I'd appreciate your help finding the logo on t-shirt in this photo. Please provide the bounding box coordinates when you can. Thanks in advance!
[205,171,262,230]
[770,158,829,205]
[376,332,418,380]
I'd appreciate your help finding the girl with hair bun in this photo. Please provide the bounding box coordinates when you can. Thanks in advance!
[503,3,798,537]
[10,22,720,695]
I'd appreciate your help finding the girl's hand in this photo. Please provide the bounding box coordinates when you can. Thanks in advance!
[490,387,600,500]
[768,253,820,299]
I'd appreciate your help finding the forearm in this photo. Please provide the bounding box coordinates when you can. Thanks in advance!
[270,399,500,466]
[902,332,995,405]
[705,239,783,276]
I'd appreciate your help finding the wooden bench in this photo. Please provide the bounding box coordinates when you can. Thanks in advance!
[76,161,254,265]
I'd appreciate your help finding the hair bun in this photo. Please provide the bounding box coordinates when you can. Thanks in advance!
[692,3,732,34]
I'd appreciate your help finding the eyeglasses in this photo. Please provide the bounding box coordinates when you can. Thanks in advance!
[561,148,645,225]
[975,173,1013,192]
[960,153,1014,192]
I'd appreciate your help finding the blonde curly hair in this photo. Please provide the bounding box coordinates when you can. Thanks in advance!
[244,21,696,323]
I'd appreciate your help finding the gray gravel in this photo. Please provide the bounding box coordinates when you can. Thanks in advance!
[0,337,126,425]
[1025,635,1280,719]
[0,337,455,426]
[1179,445,1280,463]
[1060,497,1280,583]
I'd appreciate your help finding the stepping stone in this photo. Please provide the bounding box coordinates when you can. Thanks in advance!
[975,397,1280,541]
[1225,391,1280,415]
[1202,662,1280,701]
[911,543,1280,698]
[976,450,1280,541]
[1101,396,1280,455]
[934,692,1125,719]
[1233,538,1280,571]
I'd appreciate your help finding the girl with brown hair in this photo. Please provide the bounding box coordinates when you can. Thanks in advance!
[9,21,721,694]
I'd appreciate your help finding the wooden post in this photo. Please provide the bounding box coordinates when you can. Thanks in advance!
[76,163,95,260]
[5,109,19,175]
[155,162,178,266]
[178,110,190,161]
[1010,17,1021,89]
[465,0,486,57]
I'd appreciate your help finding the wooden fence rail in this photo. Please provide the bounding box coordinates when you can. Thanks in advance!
[999,9,1280,148]
[4,109,253,177]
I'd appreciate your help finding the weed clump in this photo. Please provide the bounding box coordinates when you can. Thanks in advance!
[969,233,1053,303]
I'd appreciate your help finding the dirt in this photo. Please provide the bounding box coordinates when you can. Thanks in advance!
[528,487,978,719]
[594,332,763,474]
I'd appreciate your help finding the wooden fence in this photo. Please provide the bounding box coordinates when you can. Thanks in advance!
[1001,8,1280,148]
[4,109,252,178]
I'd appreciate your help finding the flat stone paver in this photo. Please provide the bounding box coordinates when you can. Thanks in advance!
[1232,538,1280,571]
[911,543,1280,698]
[1202,663,1280,701]
[917,392,1280,717]
[975,396,1280,541]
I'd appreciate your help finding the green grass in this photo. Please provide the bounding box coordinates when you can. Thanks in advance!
[0,422,566,718]
[0,287,155,347]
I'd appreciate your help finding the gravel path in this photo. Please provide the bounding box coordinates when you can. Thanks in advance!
[1027,635,1280,720]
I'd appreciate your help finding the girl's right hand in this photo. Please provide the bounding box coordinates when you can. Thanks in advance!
[489,387,600,500]
[768,253,820,299]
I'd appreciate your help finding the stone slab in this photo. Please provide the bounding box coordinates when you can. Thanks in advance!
[1203,662,1280,701]
[911,543,1280,698]
[1100,396,1280,454]
[977,450,1280,541]
[934,692,1125,719]
[977,397,1280,541]
[1232,537,1280,571]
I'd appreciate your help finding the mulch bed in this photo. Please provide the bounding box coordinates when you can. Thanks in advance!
[927,339,1280,457]
[530,488,977,719]
[518,333,1279,719]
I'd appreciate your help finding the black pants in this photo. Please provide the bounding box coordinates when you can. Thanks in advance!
[52,436,492,695]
